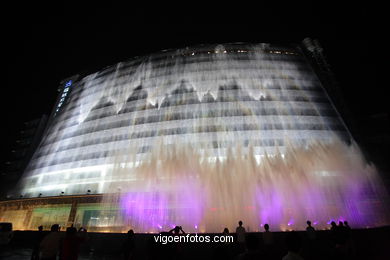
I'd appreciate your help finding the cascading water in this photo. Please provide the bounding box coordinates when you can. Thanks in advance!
[9,43,389,232]
[99,140,388,232]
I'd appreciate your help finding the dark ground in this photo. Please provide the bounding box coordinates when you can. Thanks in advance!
[1,227,389,259]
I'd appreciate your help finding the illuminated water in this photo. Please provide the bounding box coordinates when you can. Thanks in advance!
[7,43,388,232]
[98,140,388,233]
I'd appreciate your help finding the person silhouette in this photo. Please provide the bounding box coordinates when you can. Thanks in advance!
[77,227,89,257]
[61,226,86,260]
[169,226,185,235]
[121,229,135,260]
[330,221,337,231]
[262,223,274,258]
[262,224,274,246]
[168,226,185,258]
[343,220,352,241]
[223,227,229,235]
[236,221,246,253]
[305,220,317,258]
[337,221,348,245]
[31,225,45,260]
[306,220,316,240]
[40,224,62,260]
[213,227,233,259]
[331,221,348,257]
[344,221,351,232]
[222,227,232,246]
[343,221,355,257]
[330,221,338,247]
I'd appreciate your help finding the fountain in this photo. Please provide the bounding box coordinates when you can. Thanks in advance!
[92,140,388,233]
[1,43,388,232]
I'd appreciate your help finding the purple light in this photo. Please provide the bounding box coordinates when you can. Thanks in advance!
[119,174,205,232]
[256,188,283,228]
[113,143,387,232]
[327,219,335,225]
[120,192,169,232]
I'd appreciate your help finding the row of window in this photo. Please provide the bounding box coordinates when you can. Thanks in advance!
[135,56,306,71]
[55,97,333,131]
[36,121,344,160]
[71,70,319,105]
[30,135,341,170]
[113,63,311,84]
[67,85,323,111]
[94,53,305,80]
[58,89,328,123]
[24,171,101,187]
[47,107,339,146]
[93,67,312,89]
[149,51,304,64]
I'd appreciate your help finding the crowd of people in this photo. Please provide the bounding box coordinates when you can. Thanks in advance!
[231,220,354,260]
[26,220,355,259]
[30,224,88,260]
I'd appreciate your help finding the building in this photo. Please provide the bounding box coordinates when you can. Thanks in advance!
[13,42,351,198]
[1,42,388,232]
[0,115,47,199]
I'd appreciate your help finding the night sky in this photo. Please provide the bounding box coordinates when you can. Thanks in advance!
[2,3,387,164]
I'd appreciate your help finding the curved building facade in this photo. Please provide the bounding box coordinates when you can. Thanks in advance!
[16,43,350,198]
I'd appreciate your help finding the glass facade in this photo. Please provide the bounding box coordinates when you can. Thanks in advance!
[16,43,349,198]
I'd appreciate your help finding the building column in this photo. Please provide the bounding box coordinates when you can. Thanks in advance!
[23,207,33,229]
[66,201,78,227]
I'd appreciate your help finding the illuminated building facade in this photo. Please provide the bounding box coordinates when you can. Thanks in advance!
[15,43,349,198]
[3,42,387,233]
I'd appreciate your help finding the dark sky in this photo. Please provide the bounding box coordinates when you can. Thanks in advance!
[2,3,387,161]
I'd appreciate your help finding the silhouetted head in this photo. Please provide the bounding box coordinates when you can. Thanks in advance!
[38,225,43,231]
[128,229,134,238]
[223,228,229,234]
[238,221,243,226]
[78,227,85,232]
[51,224,60,232]
[307,220,311,226]
[331,221,337,227]
[264,224,269,231]
[285,231,301,253]
[66,227,77,236]
[174,226,181,234]
[338,221,344,227]
[344,221,349,226]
